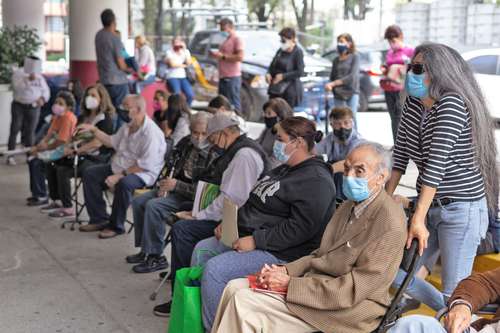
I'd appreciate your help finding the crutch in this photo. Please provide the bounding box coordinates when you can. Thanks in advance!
[61,142,83,231]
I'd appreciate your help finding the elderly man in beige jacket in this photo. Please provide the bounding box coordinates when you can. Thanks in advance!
[211,142,408,333]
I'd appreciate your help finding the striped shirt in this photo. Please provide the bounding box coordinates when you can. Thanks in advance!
[393,94,485,201]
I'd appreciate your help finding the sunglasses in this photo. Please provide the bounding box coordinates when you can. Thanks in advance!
[407,63,425,75]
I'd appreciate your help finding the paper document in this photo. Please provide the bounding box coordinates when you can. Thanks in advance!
[221,197,239,248]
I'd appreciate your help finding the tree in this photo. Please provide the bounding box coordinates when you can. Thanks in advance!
[343,0,373,20]
[290,0,311,33]
[248,0,281,22]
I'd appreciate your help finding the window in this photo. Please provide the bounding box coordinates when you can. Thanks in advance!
[467,55,499,75]
[46,16,65,33]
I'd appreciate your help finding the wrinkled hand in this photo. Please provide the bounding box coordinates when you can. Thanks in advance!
[175,211,194,220]
[105,174,123,189]
[36,97,45,107]
[444,304,472,333]
[232,236,256,252]
[272,73,284,84]
[393,195,411,209]
[259,270,290,292]
[214,224,222,240]
[257,264,287,283]
[407,214,429,256]
[159,178,177,192]
[265,74,272,84]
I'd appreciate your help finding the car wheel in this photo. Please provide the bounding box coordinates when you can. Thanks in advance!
[240,86,257,121]
[359,93,368,112]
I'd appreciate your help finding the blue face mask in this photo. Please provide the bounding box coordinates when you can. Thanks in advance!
[337,43,348,54]
[405,72,428,99]
[220,31,229,39]
[273,140,295,163]
[342,175,374,202]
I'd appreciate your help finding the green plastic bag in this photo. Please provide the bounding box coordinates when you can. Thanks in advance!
[168,266,204,333]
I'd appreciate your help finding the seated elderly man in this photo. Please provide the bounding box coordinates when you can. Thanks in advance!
[78,94,166,239]
[211,142,407,333]
[152,113,269,316]
[389,266,500,333]
[127,112,214,273]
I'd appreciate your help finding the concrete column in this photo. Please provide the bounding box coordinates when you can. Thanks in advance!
[69,0,128,87]
[2,0,46,60]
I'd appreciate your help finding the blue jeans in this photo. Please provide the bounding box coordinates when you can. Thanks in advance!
[393,198,488,310]
[82,163,145,233]
[167,78,194,105]
[131,75,156,94]
[131,190,188,255]
[28,157,47,198]
[334,93,359,127]
[218,76,241,112]
[192,236,286,331]
[388,315,447,333]
[104,83,129,110]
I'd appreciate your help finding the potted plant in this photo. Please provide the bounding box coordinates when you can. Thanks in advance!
[0,25,41,146]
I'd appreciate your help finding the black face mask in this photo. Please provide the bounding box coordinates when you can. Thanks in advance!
[117,108,131,123]
[333,127,352,142]
[264,116,278,129]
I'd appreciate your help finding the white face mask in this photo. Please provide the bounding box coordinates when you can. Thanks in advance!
[280,40,293,51]
[85,96,99,110]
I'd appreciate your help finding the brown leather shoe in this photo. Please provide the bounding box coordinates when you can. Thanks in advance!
[98,228,123,239]
[79,223,106,232]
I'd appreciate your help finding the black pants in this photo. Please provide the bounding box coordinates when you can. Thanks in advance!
[384,91,403,142]
[28,157,47,198]
[170,218,220,292]
[8,101,40,150]
[46,157,99,208]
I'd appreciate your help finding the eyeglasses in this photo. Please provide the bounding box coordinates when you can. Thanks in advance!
[407,63,425,75]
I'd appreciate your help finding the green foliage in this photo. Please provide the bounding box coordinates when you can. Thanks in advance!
[0,25,41,84]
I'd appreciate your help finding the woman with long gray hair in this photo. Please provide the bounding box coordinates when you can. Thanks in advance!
[385,42,498,310]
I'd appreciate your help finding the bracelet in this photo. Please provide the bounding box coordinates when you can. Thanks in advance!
[449,299,473,313]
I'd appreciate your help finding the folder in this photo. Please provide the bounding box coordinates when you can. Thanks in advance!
[221,197,239,248]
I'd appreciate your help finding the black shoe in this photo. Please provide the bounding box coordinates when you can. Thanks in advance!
[26,196,37,203]
[125,251,146,264]
[27,197,49,206]
[153,301,171,317]
[132,255,169,273]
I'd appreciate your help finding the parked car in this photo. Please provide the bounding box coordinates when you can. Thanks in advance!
[322,46,386,112]
[461,48,500,123]
[187,29,332,121]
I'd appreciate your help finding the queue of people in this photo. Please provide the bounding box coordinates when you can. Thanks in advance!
[4,8,500,333]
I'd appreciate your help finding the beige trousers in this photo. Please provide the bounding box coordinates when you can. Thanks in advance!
[211,278,317,333]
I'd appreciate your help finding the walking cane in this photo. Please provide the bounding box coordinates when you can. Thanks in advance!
[324,89,330,135]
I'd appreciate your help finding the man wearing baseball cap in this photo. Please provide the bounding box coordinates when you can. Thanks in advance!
[153,113,270,316]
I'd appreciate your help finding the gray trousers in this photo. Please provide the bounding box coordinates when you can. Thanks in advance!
[8,101,40,150]
[131,190,187,255]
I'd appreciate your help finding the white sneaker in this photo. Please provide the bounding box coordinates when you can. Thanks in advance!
[6,157,16,165]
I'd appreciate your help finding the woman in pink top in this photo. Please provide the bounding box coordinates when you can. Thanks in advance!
[381,25,414,142]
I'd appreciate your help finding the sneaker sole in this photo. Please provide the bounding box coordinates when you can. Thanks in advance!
[153,310,170,317]
[133,263,169,274]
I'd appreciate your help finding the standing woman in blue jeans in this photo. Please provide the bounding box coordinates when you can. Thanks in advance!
[386,43,498,311]
[325,33,360,127]
[165,37,194,105]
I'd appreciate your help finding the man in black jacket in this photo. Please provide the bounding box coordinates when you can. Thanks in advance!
[126,112,213,273]
[153,113,270,316]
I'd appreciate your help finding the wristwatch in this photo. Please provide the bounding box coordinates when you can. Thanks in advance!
[222,54,226,60]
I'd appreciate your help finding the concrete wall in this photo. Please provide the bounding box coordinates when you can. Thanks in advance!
[396,0,500,47]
